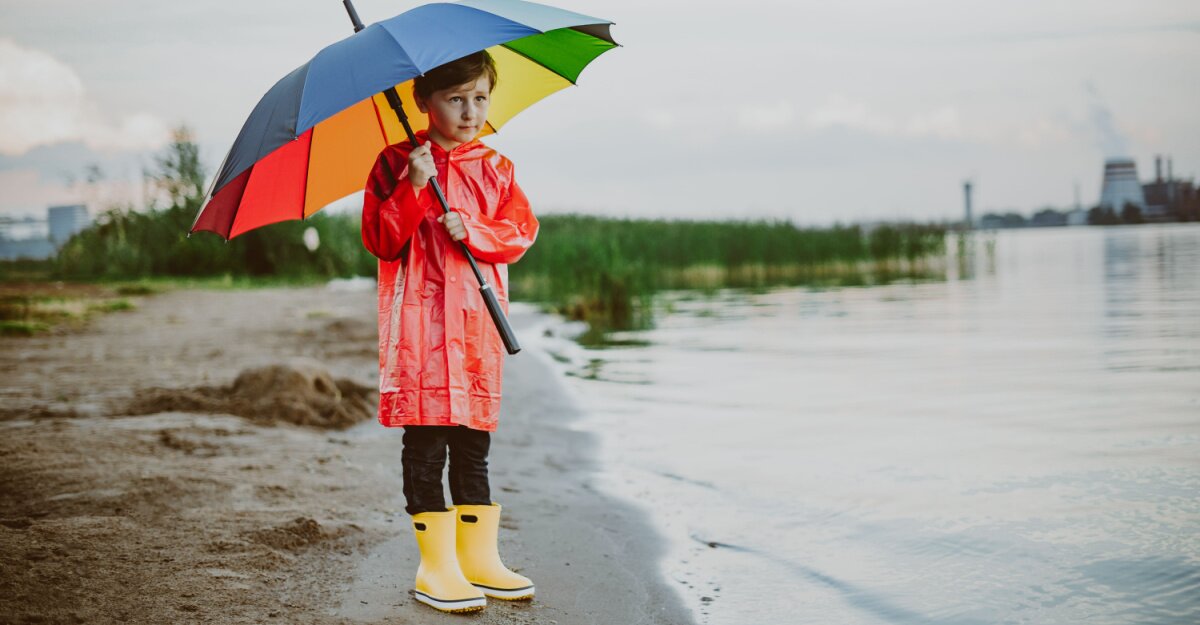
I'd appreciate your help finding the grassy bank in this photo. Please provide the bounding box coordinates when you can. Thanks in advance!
[5,214,948,336]
[510,216,948,331]
[0,282,139,336]
[54,206,374,282]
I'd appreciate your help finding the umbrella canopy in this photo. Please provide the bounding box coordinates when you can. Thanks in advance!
[191,0,617,239]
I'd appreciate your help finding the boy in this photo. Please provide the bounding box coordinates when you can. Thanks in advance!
[360,50,539,613]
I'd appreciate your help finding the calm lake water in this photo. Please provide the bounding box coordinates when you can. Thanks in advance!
[528,224,1200,625]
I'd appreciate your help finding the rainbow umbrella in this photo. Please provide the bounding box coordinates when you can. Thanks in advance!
[190,0,617,240]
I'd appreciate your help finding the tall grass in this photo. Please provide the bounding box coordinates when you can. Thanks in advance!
[511,215,948,331]
[54,204,374,281]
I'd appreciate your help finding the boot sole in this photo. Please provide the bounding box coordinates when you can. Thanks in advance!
[414,591,486,612]
[473,583,535,601]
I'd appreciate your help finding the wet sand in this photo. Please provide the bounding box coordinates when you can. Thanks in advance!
[0,286,692,625]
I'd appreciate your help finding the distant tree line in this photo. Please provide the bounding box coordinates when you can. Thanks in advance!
[54,127,374,281]
[980,199,1199,230]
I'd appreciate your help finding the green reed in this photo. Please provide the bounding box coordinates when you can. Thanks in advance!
[511,215,948,332]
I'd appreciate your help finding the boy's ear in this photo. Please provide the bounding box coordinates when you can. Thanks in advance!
[414,94,428,114]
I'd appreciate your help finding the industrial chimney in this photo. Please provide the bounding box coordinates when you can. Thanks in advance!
[1098,158,1146,211]
[1167,156,1175,202]
[963,180,973,229]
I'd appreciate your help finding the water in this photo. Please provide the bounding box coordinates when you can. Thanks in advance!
[528,224,1200,625]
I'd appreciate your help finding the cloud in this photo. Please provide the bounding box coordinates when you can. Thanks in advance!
[0,38,170,156]
[805,96,894,136]
[737,101,796,131]
[804,95,964,141]
[802,95,1092,151]
[0,169,81,215]
[904,106,963,141]
[0,165,153,217]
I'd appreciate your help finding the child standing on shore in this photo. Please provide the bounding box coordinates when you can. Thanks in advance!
[360,51,539,614]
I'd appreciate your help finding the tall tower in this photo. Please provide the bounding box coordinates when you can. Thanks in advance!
[1098,158,1145,211]
[963,180,973,229]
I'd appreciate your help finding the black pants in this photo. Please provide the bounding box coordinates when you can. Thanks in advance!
[402,425,491,515]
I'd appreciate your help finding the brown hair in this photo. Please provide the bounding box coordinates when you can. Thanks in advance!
[413,51,498,101]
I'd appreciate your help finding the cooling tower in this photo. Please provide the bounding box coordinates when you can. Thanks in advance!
[1098,158,1145,210]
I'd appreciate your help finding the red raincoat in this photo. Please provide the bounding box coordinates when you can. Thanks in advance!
[361,130,539,431]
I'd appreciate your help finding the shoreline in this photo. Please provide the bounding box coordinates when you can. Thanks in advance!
[0,285,693,624]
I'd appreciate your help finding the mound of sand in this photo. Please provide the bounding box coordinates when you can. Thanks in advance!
[247,517,354,552]
[124,364,376,430]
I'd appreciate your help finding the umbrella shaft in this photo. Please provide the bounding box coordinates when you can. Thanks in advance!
[382,86,522,354]
[343,0,365,32]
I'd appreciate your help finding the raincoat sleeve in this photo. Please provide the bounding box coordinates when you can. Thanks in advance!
[457,176,539,265]
[361,148,434,261]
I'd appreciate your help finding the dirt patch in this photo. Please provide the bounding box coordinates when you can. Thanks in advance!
[0,411,380,625]
[0,405,86,422]
[124,363,377,430]
[320,318,377,343]
[157,429,222,456]
[247,517,356,552]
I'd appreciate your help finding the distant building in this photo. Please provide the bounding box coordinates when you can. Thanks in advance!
[1142,155,1196,222]
[1098,158,1146,211]
[0,204,91,260]
[48,204,90,245]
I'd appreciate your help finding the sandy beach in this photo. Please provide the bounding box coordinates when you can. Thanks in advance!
[0,285,692,625]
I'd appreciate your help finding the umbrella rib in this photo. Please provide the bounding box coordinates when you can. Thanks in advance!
[300,129,314,220]
[368,95,403,200]
[369,95,392,146]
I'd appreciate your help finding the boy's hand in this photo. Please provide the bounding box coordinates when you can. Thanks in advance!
[407,142,436,189]
[437,211,466,241]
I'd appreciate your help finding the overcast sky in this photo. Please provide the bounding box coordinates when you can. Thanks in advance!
[1,0,1197,224]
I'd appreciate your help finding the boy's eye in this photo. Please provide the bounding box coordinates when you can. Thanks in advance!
[449,96,462,103]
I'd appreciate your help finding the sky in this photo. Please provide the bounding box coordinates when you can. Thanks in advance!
[1,0,1197,225]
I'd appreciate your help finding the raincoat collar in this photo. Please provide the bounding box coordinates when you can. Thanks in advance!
[415,129,488,158]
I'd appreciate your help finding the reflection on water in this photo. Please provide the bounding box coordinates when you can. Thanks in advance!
[535,225,1200,625]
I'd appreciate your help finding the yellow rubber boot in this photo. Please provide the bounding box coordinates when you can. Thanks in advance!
[455,504,535,600]
[411,509,486,613]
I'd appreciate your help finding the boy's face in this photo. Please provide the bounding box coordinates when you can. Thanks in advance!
[416,75,492,149]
